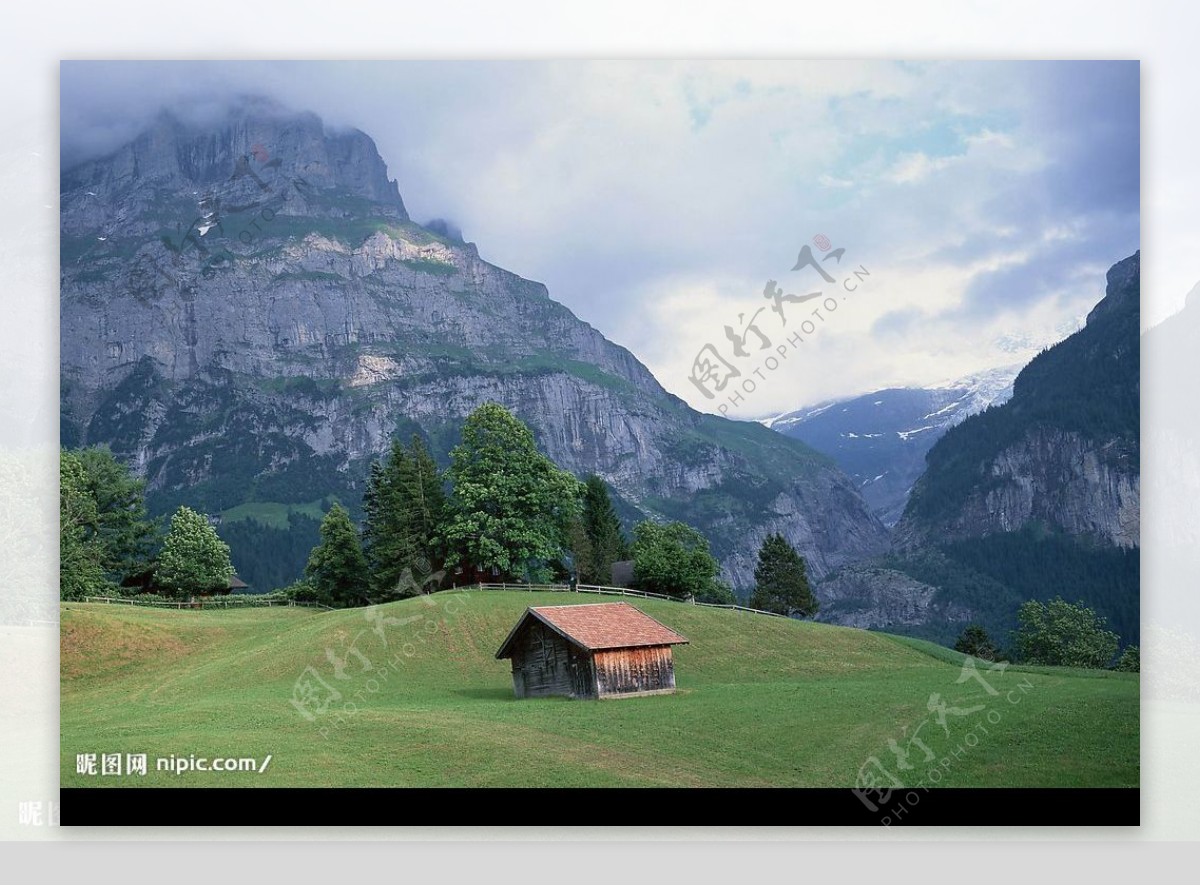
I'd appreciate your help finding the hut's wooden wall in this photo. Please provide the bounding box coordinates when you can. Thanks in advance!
[510,622,597,699]
[592,646,676,698]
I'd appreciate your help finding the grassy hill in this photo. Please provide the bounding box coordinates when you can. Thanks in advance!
[60,591,1138,788]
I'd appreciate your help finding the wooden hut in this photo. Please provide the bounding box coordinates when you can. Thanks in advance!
[494,602,688,700]
[609,559,635,588]
[197,575,248,597]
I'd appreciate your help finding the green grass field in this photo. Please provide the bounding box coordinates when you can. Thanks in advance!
[218,499,328,529]
[60,591,1138,788]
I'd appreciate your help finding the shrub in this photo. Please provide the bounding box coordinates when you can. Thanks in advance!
[1014,597,1120,668]
[1113,645,1140,673]
[954,624,1000,661]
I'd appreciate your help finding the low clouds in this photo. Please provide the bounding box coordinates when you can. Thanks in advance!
[60,60,1139,417]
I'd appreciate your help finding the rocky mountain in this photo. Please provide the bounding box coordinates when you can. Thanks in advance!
[896,253,1140,549]
[763,366,1018,526]
[59,99,889,591]
[814,254,1141,647]
[815,562,972,631]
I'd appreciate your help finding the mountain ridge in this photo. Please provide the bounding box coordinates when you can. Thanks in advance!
[60,100,889,591]
[764,365,1019,525]
[896,252,1139,548]
[813,253,1140,646]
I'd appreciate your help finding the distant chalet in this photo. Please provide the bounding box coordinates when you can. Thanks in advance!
[495,602,689,700]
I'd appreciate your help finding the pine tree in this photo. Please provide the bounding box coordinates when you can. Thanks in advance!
[577,475,628,584]
[362,435,446,599]
[749,533,818,618]
[401,434,446,573]
[156,506,234,599]
[565,512,596,585]
[74,446,158,583]
[305,503,370,608]
[363,439,413,597]
[954,624,999,661]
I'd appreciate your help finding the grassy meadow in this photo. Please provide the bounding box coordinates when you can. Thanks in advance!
[60,591,1138,788]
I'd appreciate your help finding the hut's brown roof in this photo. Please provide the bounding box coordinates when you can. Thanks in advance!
[495,602,688,659]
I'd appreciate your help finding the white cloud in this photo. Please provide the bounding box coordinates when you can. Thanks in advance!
[61,60,1139,413]
[884,151,957,184]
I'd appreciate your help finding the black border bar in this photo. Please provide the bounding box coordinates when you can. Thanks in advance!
[61,787,1139,827]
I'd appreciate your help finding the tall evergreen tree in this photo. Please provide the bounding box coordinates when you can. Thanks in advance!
[402,434,446,572]
[444,403,581,581]
[363,438,413,596]
[156,506,234,599]
[362,435,446,598]
[954,624,1000,661]
[305,503,370,608]
[577,475,628,584]
[749,533,818,617]
[565,512,596,585]
[75,446,158,583]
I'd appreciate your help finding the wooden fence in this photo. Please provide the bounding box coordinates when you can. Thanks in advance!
[471,582,787,618]
[81,596,333,611]
[79,586,785,619]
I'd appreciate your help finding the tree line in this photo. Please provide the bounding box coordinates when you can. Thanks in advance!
[60,447,234,599]
[953,598,1138,672]
[60,403,821,619]
[63,403,1136,671]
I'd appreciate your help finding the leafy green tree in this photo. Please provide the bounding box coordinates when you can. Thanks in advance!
[695,580,737,605]
[575,475,628,584]
[305,504,370,608]
[631,520,725,601]
[1113,645,1140,673]
[444,403,581,581]
[60,450,108,600]
[74,446,158,583]
[1014,597,1120,668]
[156,506,234,598]
[749,533,818,617]
[363,435,446,598]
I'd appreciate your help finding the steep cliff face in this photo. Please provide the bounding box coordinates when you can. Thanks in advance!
[816,254,1141,645]
[60,101,889,589]
[816,566,971,631]
[895,252,1140,549]
[919,427,1140,547]
[61,97,408,235]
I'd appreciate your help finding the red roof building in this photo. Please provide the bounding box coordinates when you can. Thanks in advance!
[495,602,688,700]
